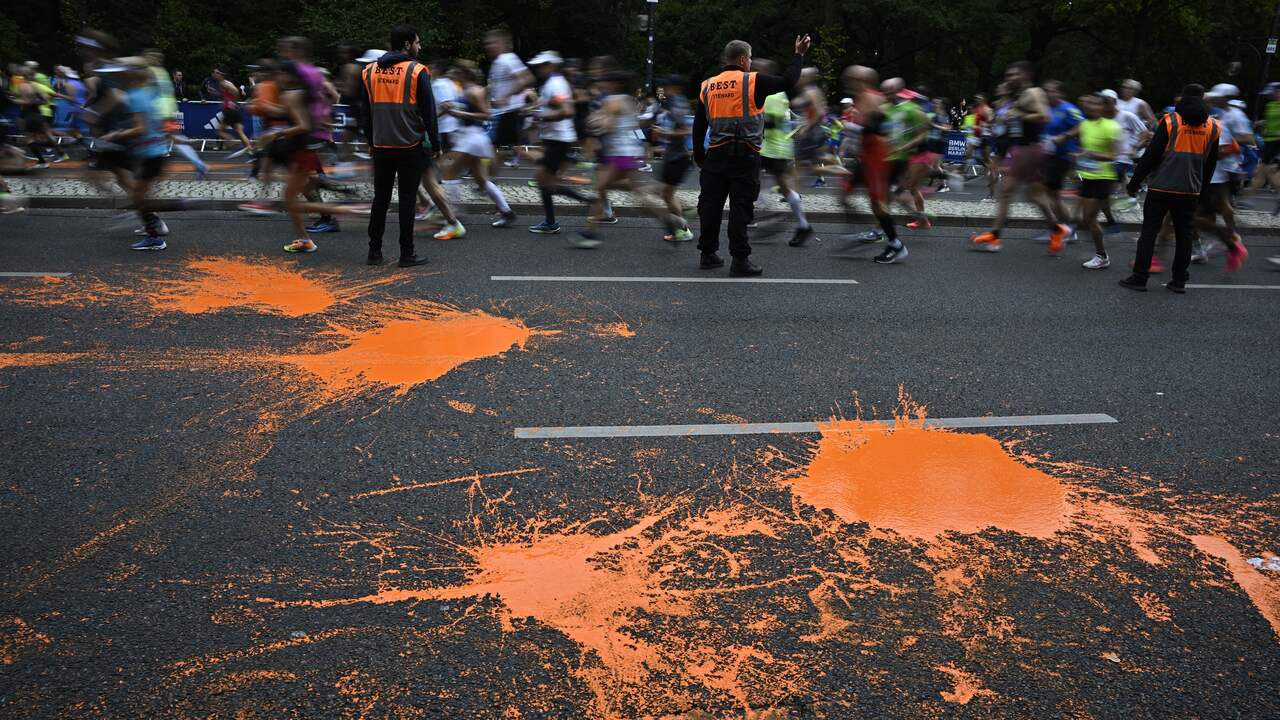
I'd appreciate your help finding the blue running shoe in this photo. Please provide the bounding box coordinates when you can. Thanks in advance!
[306,219,340,233]
[130,236,167,251]
[528,221,561,234]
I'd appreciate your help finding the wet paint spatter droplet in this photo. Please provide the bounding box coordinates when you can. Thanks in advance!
[785,416,1071,540]
[270,303,553,399]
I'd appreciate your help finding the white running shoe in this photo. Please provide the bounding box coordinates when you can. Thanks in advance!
[134,219,170,237]
[1082,254,1110,270]
[432,221,466,241]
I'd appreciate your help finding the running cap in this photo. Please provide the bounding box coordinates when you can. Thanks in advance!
[840,97,853,104]
[1228,98,1247,109]
[1206,83,1239,98]
[528,51,562,66]
[1099,89,1119,100]
[357,49,385,64]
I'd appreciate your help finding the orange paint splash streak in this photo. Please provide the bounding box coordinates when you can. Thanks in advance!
[0,352,85,369]
[446,399,476,414]
[784,407,1071,540]
[592,322,635,338]
[1,617,51,665]
[350,468,543,500]
[935,664,996,704]
[1190,535,1280,638]
[149,257,395,317]
[270,301,555,400]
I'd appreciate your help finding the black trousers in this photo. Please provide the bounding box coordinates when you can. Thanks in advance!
[1132,190,1197,285]
[368,145,426,256]
[697,150,761,259]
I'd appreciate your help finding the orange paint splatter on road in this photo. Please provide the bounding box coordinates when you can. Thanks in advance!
[446,399,476,414]
[592,322,635,338]
[936,664,996,704]
[785,413,1070,540]
[0,352,85,369]
[150,258,343,316]
[1,617,51,665]
[1134,592,1173,623]
[1190,535,1280,638]
[1081,502,1163,565]
[271,302,554,399]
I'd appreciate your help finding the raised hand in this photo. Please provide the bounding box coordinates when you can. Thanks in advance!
[795,34,812,56]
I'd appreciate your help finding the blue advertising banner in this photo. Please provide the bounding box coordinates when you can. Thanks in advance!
[944,131,968,163]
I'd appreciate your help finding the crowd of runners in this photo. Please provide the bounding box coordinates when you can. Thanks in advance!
[1,27,1277,281]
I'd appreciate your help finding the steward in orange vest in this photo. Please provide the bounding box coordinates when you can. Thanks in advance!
[691,35,809,276]
[1121,84,1236,292]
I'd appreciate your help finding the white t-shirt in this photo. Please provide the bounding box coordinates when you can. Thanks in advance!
[1211,113,1235,185]
[538,73,576,143]
[1116,96,1146,123]
[1114,109,1148,164]
[488,52,528,115]
[433,77,459,134]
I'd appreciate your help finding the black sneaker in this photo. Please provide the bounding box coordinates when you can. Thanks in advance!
[1118,275,1147,292]
[873,244,908,264]
[729,259,763,276]
[367,251,384,266]
[398,255,429,267]
[789,226,814,247]
[491,211,518,228]
[1164,282,1186,294]
[699,253,725,269]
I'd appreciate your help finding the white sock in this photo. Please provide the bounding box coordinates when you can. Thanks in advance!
[602,197,614,217]
[786,190,809,228]
[444,179,464,206]
[483,180,511,214]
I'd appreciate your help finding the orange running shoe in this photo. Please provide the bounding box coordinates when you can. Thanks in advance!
[1047,224,1069,255]
[1225,234,1248,272]
[970,231,1002,252]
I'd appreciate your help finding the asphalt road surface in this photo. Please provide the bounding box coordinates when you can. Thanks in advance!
[2,209,1278,719]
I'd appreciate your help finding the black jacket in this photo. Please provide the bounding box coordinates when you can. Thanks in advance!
[692,54,804,165]
[1128,96,1218,197]
[357,51,439,152]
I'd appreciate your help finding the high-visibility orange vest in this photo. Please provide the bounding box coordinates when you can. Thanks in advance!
[700,70,763,152]
[362,59,429,148]
[1148,112,1221,195]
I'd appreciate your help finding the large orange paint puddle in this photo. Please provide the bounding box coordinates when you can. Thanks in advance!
[785,416,1071,540]
[149,257,396,317]
[270,302,553,398]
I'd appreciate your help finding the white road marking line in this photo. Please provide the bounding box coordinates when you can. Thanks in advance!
[491,275,859,285]
[1185,284,1280,290]
[515,413,1118,439]
[0,272,71,278]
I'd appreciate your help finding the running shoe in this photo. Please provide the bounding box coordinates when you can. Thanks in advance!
[52,152,70,164]
[873,244,908,264]
[503,158,521,168]
[811,177,826,188]
[415,206,439,222]
[283,239,317,253]
[133,220,170,237]
[1265,255,1280,268]
[905,218,932,230]
[789,226,814,247]
[238,201,278,216]
[1225,235,1248,272]
[969,231,1002,252]
[0,193,28,214]
[1047,224,1070,255]
[529,221,561,234]
[666,227,694,243]
[1111,196,1139,211]
[227,147,250,160]
[1082,254,1110,270]
[32,162,49,170]
[306,219,340,234]
[354,151,371,160]
[1103,222,1124,236]
[1164,282,1186,294]
[491,211,518,228]
[1190,249,1208,265]
[433,221,467,241]
[331,161,357,180]
[945,172,965,192]
[589,215,619,225]
[130,236,166,251]
[571,230,602,249]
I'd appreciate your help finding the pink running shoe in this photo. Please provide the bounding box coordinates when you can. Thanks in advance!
[1225,234,1248,272]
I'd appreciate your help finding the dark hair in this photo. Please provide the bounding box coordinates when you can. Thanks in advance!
[390,25,419,52]
[1042,79,1062,93]
[1181,83,1205,98]
[1008,60,1034,76]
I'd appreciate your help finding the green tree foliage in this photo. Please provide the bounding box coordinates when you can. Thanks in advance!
[6,0,1280,107]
